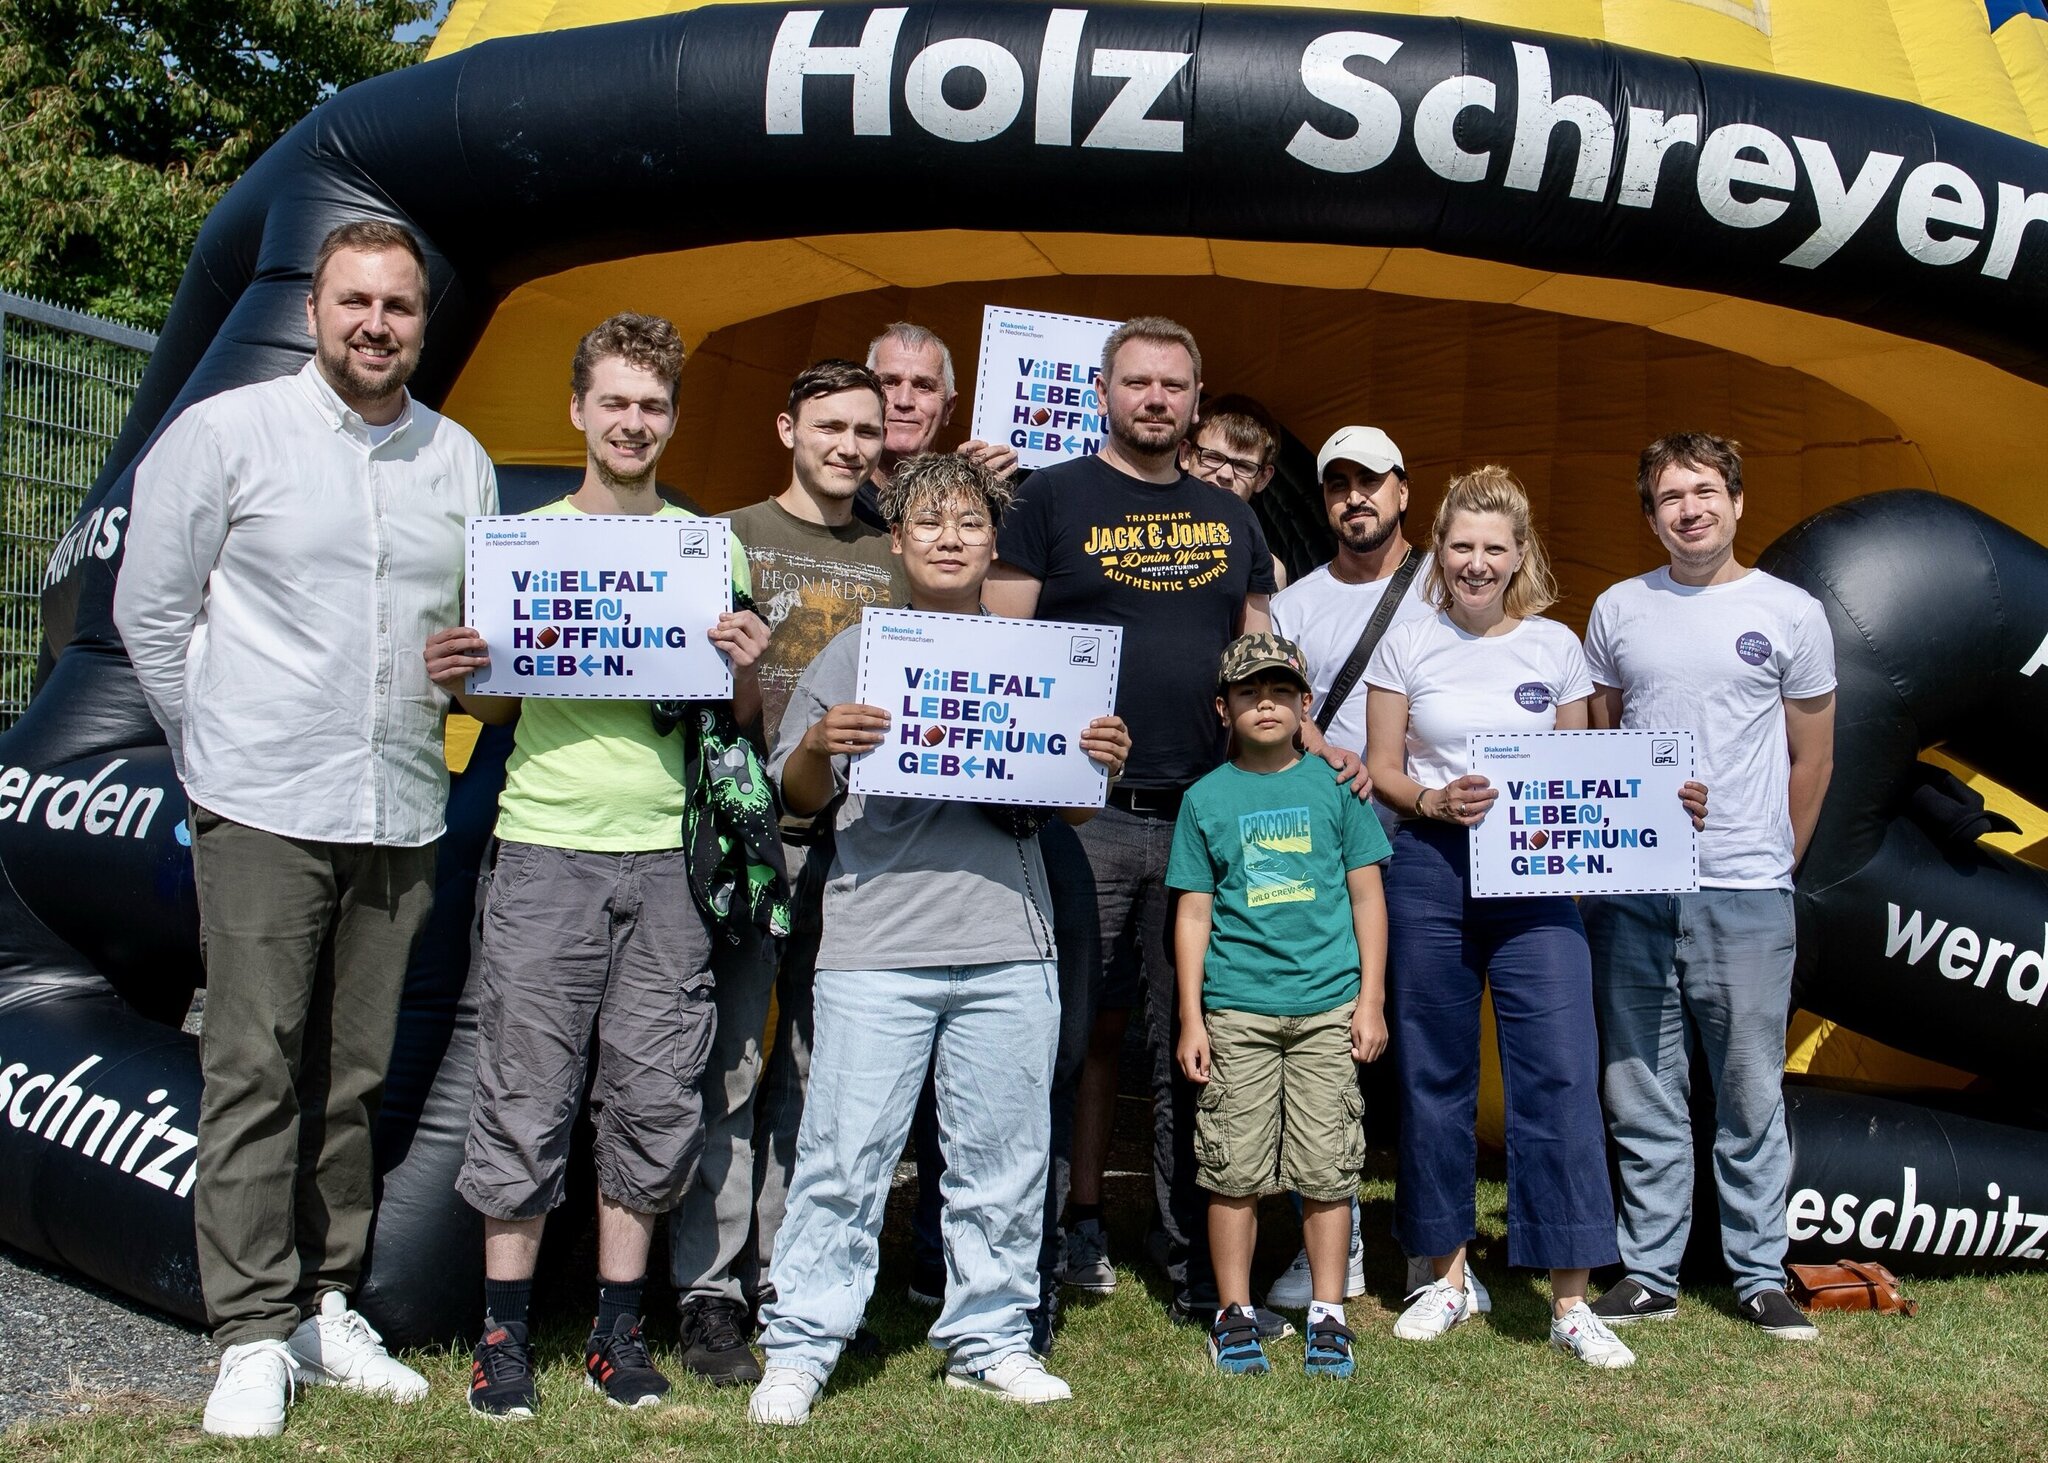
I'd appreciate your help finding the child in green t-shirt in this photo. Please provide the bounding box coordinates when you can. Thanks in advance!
[1167,633,1391,1381]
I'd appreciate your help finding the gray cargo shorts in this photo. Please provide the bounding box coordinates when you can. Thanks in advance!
[456,841,717,1220]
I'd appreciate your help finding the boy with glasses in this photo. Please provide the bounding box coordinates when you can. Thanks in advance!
[1180,396,1287,589]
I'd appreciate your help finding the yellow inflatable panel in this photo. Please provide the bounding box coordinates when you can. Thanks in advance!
[445,714,483,776]
[1996,15,2048,164]
[438,234,1989,630]
[1785,1010,1978,1089]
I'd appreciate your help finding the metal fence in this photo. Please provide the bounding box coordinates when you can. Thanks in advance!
[0,294,157,725]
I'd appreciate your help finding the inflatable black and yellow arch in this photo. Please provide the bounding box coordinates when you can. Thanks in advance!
[6,0,2048,1342]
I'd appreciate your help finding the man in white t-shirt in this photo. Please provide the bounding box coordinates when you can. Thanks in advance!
[1582,432,1836,1341]
[1272,425,1434,786]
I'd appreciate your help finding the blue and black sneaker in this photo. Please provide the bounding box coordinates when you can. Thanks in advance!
[1207,1304,1270,1375]
[1303,1314,1355,1379]
[584,1315,670,1408]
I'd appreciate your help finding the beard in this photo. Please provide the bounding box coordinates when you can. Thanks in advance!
[1335,509,1400,555]
[592,452,659,493]
[1108,406,1186,459]
[319,335,413,406]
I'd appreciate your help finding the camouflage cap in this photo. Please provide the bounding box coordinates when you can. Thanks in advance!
[1218,632,1311,691]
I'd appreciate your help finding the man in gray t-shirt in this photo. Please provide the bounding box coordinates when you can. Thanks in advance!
[747,454,1128,1427]
[773,627,1058,969]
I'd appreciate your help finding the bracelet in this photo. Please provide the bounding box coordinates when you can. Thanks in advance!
[1413,785,1431,819]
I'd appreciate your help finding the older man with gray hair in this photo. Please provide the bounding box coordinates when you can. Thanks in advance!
[854,321,1017,528]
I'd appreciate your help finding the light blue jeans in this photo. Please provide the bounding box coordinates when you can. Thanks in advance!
[1584,889,1796,1300]
[757,959,1057,1381]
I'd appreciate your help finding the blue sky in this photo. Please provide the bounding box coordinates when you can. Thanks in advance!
[396,1,454,43]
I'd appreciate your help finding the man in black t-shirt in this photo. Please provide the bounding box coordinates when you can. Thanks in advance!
[986,317,1280,1323]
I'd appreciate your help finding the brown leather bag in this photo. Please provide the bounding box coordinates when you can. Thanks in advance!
[1786,1260,1918,1316]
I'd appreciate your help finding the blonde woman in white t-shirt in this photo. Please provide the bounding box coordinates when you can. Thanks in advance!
[1362,466,1631,1368]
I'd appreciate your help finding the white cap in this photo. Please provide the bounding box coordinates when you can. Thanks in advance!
[1316,425,1404,479]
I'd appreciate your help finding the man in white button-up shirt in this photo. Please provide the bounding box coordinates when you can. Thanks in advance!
[114,220,498,1439]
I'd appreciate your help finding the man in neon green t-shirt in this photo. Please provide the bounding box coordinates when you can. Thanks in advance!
[425,313,769,1417]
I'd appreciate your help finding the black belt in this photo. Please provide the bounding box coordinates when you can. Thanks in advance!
[1107,784,1185,819]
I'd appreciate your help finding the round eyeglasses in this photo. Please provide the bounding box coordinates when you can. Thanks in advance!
[904,513,994,544]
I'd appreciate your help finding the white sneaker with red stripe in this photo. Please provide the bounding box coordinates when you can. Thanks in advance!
[1392,1278,1475,1341]
[1550,1302,1638,1369]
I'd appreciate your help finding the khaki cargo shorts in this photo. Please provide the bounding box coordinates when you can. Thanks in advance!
[1194,1000,1365,1202]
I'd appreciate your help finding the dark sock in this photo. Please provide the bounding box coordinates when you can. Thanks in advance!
[1068,1202,1103,1226]
[484,1277,533,1330]
[595,1278,646,1336]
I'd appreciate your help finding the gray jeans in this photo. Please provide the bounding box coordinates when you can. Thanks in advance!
[733,839,829,1304]
[1068,804,1207,1284]
[744,944,816,1301]
[1585,888,1797,1300]
[666,918,780,1304]
[189,808,436,1346]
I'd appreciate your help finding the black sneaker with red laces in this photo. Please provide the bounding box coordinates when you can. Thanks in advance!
[468,1317,537,1419]
[584,1315,671,1408]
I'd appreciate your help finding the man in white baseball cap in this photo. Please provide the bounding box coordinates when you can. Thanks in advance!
[1313,425,1406,483]
[1275,426,1429,781]
[1279,427,1430,777]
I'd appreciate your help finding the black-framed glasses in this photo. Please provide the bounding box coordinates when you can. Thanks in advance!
[1187,445,1269,480]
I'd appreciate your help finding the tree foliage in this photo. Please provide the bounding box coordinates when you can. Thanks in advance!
[0,0,433,328]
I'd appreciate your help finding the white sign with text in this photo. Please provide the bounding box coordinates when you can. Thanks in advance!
[849,608,1123,807]
[970,304,1121,471]
[1467,729,1698,898]
[465,514,733,700]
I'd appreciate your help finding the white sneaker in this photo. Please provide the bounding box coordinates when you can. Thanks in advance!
[1264,1225,1367,1309]
[1391,1278,1475,1341]
[1405,1254,1492,1313]
[946,1350,1073,1404]
[286,1291,428,1401]
[203,1339,298,1438]
[1467,1268,1492,1313]
[1056,1219,1117,1294]
[748,1364,824,1426]
[1550,1302,1637,1369]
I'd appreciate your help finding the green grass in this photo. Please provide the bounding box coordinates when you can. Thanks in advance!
[12,1166,2048,1462]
